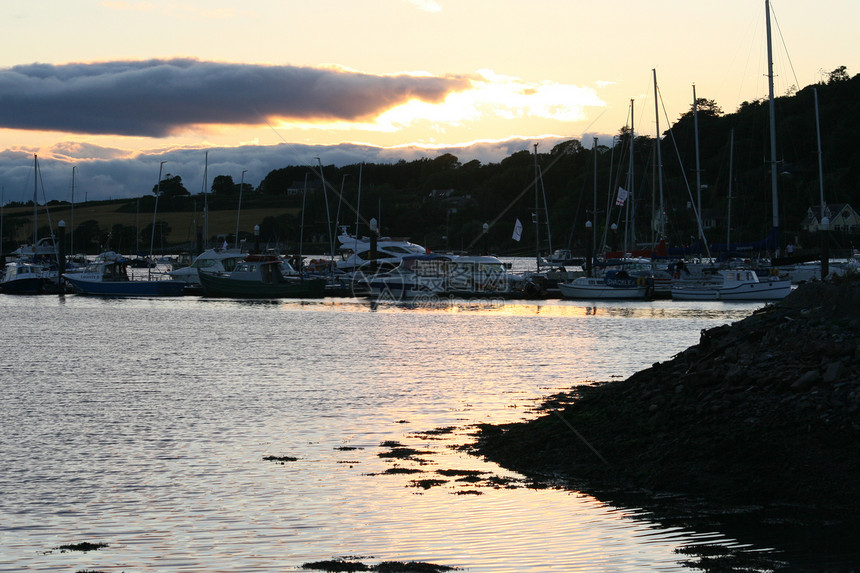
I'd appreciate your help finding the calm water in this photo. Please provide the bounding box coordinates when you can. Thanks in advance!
[1,290,774,572]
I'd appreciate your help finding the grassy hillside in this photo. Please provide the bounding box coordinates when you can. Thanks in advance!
[2,200,302,253]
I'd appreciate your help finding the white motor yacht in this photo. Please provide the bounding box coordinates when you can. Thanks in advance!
[336,231,426,273]
[167,248,246,285]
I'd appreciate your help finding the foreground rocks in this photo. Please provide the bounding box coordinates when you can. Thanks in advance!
[472,276,860,514]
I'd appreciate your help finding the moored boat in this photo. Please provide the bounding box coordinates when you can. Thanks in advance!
[355,253,530,301]
[559,258,652,300]
[198,254,326,298]
[541,248,585,267]
[559,275,651,300]
[166,247,245,286]
[11,237,57,259]
[336,230,427,273]
[671,268,791,301]
[62,252,187,297]
[355,253,452,300]
[1,259,50,294]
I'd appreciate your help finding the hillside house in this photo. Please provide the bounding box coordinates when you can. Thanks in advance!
[801,203,860,232]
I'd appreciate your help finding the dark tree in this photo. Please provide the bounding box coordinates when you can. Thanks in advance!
[152,174,189,197]
[828,66,849,84]
[74,219,103,253]
[211,175,236,197]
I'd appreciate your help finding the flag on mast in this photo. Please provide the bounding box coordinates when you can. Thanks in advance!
[616,186,629,206]
[512,218,523,242]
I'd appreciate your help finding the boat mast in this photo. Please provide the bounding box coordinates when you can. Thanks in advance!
[814,87,829,278]
[150,161,166,266]
[727,129,735,250]
[299,172,307,268]
[70,166,76,256]
[765,0,780,253]
[626,100,634,253]
[538,163,553,256]
[693,84,703,247]
[592,137,598,254]
[652,70,665,241]
[235,169,247,249]
[814,87,825,224]
[533,142,540,270]
[33,154,38,248]
[354,162,363,258]
[315,157,335,265]
[202,151,209,249]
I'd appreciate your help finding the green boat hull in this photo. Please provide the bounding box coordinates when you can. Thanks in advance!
[199,273,327,299]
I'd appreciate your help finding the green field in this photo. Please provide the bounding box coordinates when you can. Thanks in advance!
[2,200,302,252]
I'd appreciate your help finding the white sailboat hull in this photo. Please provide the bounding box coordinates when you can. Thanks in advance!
[672,272,791,301]
[559,277,650,300]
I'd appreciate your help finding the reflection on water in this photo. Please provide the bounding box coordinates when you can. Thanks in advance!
[1,294,775,572]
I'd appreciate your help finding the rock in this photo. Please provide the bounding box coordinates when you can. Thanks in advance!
[792,370,821,390]
[822,361,846,383]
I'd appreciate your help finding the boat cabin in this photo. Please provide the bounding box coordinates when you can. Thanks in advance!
[231,255,300,285]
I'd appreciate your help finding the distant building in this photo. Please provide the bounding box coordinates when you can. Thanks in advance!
[801,203,860,232]
[287,179,322,196]
[428,188,473,208]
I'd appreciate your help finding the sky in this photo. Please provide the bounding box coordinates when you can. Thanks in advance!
[0,0,857,205]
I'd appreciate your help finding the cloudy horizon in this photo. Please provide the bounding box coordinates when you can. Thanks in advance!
[0,136,580,206]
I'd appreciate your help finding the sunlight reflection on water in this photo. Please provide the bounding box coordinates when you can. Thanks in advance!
[0,294,767,572]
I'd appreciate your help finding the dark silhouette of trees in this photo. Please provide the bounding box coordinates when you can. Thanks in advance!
[152,174,189,197]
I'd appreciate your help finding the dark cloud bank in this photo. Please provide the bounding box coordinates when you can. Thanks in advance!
[0,58,471,136]
[0,59,570,203]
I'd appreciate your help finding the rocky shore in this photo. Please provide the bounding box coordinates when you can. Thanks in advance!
[472,276,860,518]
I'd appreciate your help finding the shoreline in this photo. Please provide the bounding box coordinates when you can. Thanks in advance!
[469,276,860,558]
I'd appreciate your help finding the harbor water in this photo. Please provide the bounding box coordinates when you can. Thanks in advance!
[2,290,782,572]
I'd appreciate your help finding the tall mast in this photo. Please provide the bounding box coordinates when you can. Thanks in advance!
[652,70,665,240]
[765,0,780,248]
[814,88,826,222]
[693,84,703,245]
[354,163,363,259]
[315,157,335,263]
[627,99,635,253]
[33,154,38,246]
[71,166,76,255]
[203,150,209,249]
[592,137,598,252]
[533,142,540,270]
[235,169,247,249]
[150,161,166,260]
[814,87,829,278]
[727,129,735,250]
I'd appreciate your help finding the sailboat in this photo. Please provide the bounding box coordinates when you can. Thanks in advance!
[2,155,57,294]
[558,257,653,299]
[62,162,188,296]
[10,155,58,260]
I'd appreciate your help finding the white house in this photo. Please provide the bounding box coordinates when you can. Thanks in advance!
[801,203,860,232]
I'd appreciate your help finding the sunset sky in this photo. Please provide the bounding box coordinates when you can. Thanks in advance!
[0,0,857,204]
